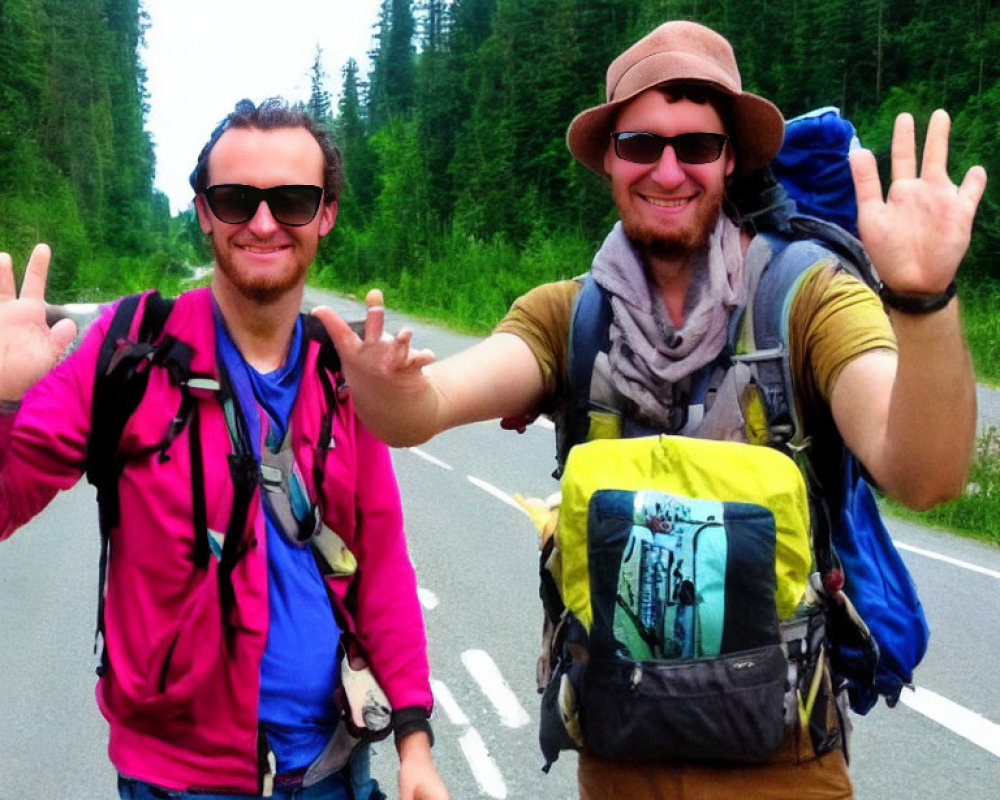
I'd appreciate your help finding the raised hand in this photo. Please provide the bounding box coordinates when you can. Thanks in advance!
[312,289,441,445]
[849,109,987,295]
[0,244,78,403]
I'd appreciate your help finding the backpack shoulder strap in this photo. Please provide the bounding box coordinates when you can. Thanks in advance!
[87,290,181,671]
[556,274,611,475]
[87,291,176,494]
[747,219,880,578]
[745,216,878,451]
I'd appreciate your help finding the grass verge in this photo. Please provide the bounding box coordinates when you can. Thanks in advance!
[880,427,1000,546]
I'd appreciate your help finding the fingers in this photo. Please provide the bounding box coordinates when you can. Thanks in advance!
[849,147,883,206]
[407,346,436,369]
[363,287,385,344]
[0,253,14,299]
[920,109,952,182]
[19,243,51,301]
[890,112,916,182]
[958,164,988,211]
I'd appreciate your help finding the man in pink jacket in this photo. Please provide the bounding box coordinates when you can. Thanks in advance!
[0,98,448,800]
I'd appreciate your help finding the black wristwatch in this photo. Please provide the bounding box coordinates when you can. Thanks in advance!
[878,280,957,314]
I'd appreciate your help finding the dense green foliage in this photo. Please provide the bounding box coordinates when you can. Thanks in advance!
[0,0,188,300]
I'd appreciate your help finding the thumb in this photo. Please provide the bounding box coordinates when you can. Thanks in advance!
[49,317,78,357]
[312,306,360,356]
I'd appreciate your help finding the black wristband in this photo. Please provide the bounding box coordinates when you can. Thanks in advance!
[878,280,957,314]
[392,705,434,748]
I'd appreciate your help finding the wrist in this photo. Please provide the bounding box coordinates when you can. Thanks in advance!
[878,280,957,314]
[393,706,434,751]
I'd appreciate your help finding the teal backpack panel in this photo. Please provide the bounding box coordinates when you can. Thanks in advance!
[587,489,780,662]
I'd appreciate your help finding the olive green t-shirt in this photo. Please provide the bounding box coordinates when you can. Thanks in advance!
[493,262,896,425]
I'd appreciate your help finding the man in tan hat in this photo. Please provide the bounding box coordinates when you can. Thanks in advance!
[315,19,987,799]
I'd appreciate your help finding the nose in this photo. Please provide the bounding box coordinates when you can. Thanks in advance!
[648,143,687,187]
[245,199,282,236]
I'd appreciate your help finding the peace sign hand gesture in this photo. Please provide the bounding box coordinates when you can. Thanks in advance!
[0,244,78,403]
[849,109,987,296]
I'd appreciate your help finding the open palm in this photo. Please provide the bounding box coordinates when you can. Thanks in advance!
[850,110,987,294]
[0,244,78,402]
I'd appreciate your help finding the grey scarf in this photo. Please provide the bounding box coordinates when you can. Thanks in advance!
[590,216,745,431]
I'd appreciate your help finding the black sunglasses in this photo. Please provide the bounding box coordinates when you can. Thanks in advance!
[203,184,324,226]
[611,131,729,165]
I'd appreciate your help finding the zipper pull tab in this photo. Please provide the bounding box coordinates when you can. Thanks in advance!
[631,663,643,690]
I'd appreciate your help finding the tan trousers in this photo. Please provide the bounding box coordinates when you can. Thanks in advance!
[577,749,853,800]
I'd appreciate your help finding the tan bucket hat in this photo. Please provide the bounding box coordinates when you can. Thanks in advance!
[567,20,785,177]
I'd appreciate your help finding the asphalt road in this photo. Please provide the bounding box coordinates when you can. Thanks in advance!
[0,287,997,799]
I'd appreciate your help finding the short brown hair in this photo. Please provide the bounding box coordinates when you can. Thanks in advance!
[188,97,343,202]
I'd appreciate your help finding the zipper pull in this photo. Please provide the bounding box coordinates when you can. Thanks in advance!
[630,663,643,690]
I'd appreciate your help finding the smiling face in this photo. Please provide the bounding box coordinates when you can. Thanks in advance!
[194,126,337,305]
[604,89,735,262]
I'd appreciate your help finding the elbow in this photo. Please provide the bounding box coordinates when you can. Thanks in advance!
[382,427,435,449]
[891,470,970,512]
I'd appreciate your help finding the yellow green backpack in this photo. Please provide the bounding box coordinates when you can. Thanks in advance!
[537,434,829,768]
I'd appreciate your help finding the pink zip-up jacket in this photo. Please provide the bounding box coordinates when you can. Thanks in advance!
[0,287,432,792]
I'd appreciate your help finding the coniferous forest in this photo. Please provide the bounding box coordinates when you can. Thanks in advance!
[1,0,998,347]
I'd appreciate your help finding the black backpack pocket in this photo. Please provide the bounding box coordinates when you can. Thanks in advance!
[579,644,789,763]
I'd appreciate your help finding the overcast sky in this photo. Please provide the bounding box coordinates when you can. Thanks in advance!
[142,0,384,214]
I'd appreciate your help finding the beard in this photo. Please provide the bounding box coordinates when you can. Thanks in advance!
[617,180,726,261]
[212,240,314,305]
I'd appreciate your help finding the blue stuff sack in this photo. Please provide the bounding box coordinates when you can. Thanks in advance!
[826,457,930,714]
[771,107,860,236]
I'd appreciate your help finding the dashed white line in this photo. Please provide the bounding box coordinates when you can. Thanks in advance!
[430,679,469,726]
[461,649,531,729]
[900,685,1000,757]
[896,541,1000,580]
[408,447,453,470]
[466,476,532,517]
[458,727,508,799]
[417,586,439,610]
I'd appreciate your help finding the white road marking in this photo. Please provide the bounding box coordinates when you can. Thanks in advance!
[408,447,453,470]
[461,649,531,729]
[896,541,1000,580]
[466,476,532,517]
[900,686,1000,757]
[417,586,439,610]
[430,679,469,726]
[458,727,508,799]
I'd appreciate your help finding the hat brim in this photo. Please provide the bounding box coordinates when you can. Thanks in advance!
[567,82,785,177]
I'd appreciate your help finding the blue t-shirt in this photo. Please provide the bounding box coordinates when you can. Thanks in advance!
[214,309,341,772]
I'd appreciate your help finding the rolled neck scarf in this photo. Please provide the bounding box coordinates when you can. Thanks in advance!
[590,215,745,431]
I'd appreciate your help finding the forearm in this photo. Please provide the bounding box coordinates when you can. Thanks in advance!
[883,299,976,506]
[354,333,545,448]
[839,298,977,508]
[347,370,447,448]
